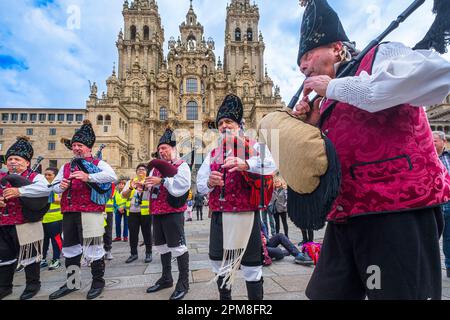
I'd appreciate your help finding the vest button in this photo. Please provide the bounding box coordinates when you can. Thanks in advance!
[336,205,344,212]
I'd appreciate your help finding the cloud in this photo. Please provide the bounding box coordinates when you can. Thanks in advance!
[0,0,448,108]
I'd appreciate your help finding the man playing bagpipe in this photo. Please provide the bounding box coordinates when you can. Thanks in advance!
[286,0,450,299]
[0,137,51,300]
[197,94,277,300]
[145,128,192,300]
[49,120,117,300]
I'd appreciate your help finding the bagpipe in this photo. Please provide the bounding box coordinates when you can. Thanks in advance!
[216,131,274,209]
[146,159,189,208]
[0,156,50,222]
[259,0,448,230]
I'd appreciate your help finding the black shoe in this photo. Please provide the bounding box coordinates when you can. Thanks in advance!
[87,286,104,300]
[49,285,78,300]
[125,254,138,264]
[146,281,173,293]
[20,286,40,300]
[145,253,153,263]
[169,289,188,300]
[0,288,13,300]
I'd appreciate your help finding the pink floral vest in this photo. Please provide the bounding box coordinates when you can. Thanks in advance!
[0,170,38,225]
[320,45,450,222]
[208,141,259,213]
[60,158,105,213]
[150,159,188,215]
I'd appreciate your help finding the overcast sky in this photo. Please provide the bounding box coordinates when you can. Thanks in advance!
[0,0,448,108]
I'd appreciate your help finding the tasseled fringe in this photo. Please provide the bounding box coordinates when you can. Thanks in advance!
[287,136,341,230]
[81,236,103,264]
[18,240,43,267]
[211,248,246,290]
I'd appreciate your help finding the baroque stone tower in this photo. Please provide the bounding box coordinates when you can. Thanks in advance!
[86,0,284,177]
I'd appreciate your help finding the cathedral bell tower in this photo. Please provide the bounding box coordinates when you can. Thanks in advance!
[117,0,165,80]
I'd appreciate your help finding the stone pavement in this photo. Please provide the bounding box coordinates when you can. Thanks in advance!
[5,211,450,300]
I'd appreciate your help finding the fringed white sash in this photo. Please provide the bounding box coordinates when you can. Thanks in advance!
[213,211,254,290]
[16,222,44,267]
[81,213,105,264]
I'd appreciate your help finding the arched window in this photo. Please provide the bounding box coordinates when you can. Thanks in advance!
[130,25,137,40]
[186,101,198,120]
[235,28,241,41]
[160,107,168,121]
[97,115,103,125]
[143,26,150,40]
[121,156,126,168]
[201,81,205,95]
[105,115,111,125]
[247,28,253,41]
[186,78,198,93]
[119,120,122,129]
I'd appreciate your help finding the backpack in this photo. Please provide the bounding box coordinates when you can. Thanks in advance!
[301,242,322,265]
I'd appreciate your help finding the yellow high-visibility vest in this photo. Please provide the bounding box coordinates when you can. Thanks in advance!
[43,193,63,224]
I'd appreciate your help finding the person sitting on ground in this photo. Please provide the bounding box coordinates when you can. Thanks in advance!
[261,223,313,265]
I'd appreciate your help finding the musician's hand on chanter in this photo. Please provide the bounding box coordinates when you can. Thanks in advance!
[0,197,6,208]
[222,157,250,173]
[70,171,90,182]
[208,171,224,188]
[293,96,322,126]
[59,179,70,191]
[3,188,20,200]
[144,176,162,188]
[303,75,331,97]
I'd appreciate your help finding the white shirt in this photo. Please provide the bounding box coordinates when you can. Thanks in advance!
[18,173,51,198]
[149,161,192,197]
[196,142,277,195]
[325,42,450,112]
[52,159,117,194]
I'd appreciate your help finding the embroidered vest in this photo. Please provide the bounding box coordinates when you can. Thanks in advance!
[0,170,38,226]
[150,159,188,215]
[60,158,105,213]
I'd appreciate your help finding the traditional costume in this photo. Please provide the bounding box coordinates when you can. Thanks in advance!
[197,94,277,300]
[49,120,117,300]
[0,137,50,300]
[267,0,450,299]
[146,129,192,300]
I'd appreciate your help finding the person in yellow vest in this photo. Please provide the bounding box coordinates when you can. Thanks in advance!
[122,164,152,264]
[41,167,63,271]
[103,182,116,261]
[113,178,128,242]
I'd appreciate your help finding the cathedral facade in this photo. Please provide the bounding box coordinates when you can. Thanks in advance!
[86,0,283,176]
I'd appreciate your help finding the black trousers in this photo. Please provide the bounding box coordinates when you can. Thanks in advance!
[306,207,443,300]
[0,225,40,291]
[103,213,113,252]
[273,211,289,237]
[128,212,152,255]
[267,233,300,260]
